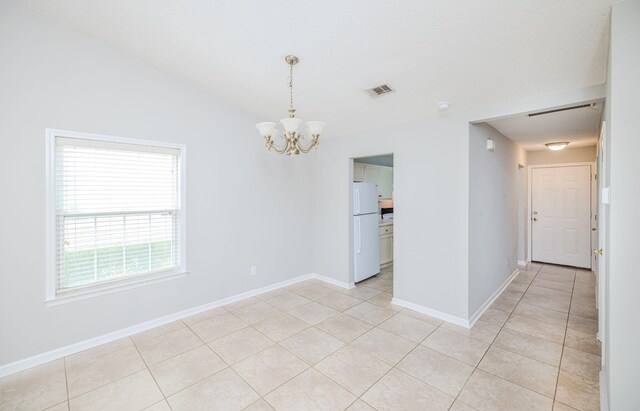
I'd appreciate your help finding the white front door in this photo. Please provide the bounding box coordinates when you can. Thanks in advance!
[531,165,592,268]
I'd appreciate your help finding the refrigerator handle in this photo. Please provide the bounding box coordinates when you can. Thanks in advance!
[355,217,362,254]
[354,189,360,215]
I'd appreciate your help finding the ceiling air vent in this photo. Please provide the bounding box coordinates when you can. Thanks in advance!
[365,84,394,97]
[527,103,595,117]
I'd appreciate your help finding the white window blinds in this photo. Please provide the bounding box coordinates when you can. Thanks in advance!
[54,136,183,295]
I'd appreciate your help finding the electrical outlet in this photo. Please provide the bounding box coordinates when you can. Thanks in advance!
[250,266,257,276]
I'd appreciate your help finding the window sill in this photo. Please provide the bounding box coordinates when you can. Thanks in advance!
[45,269,188,306]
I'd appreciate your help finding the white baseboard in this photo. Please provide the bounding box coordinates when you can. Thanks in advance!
[0,272,318,378]
[468,268,520,328]
[517,259,531,266]
[600,370,609,411]
[391,297,470,328]
[312,273,354,289]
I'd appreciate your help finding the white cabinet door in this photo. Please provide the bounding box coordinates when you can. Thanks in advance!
[378,166,393,199]
[532,165,591,268]
[380,234,393,266]
[363,165,379,187]
[353,163,365,182]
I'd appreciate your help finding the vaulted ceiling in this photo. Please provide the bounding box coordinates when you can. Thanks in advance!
[20,0,614,137]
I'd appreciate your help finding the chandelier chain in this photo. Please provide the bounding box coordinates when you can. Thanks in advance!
[289,62,294,115]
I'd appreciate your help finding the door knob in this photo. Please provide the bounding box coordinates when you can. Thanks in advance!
[592,227,597,231]
[594,248,603,255]
[532,218,537,222]
[533,211,538,215]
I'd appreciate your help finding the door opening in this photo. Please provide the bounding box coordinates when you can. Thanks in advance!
[350,154,394,295]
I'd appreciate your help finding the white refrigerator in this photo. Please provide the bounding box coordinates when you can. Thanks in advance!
[353,182,380,282]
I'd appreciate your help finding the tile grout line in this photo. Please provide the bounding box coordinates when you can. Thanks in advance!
[129,327,172,409]
[552,266,578,407]
[63,356,69,406]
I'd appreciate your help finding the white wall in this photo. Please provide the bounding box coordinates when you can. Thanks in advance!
[605,0,640,408]
[0,3,313,367]
[517,164,528,262]
[527,145,596,165]
[311,117,471,320]
[468,123,525,317]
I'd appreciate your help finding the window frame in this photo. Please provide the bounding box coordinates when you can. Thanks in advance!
[45,129,187,305]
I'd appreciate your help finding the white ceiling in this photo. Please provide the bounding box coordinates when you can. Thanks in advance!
[20,0,614,138]
[486,102,603,150]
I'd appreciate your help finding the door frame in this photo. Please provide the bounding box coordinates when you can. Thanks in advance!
[527,162,596,268]
[349,153,394,287]
[596,121,607,346]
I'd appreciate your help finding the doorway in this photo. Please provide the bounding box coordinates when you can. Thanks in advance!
[350,154,394,297]
[529,164,593,268]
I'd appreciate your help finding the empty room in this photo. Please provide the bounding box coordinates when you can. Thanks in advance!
[0,1,639,410]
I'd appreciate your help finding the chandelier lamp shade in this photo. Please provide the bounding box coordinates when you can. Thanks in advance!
[255,55,325,155]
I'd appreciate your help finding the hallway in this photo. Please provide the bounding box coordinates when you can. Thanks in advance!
[463,262,600,410]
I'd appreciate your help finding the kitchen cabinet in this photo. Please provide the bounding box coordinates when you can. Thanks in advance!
[378,167,393,199]
[379,225,393,268]
[353,163,365,182]
[354,163,393,199]
[363,165,379,185]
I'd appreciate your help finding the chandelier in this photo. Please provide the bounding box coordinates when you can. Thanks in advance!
[255,55,325,155]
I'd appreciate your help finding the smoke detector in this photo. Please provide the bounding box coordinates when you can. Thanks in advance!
[364,84,394,97]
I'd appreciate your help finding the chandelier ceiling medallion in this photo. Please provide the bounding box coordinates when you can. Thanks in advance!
[255,55,325,155]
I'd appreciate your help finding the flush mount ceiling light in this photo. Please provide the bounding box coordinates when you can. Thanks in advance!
[437,101,451,111]
[545,142,570,151]
[255,55,324,155]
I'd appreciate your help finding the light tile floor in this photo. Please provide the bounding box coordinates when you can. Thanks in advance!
[0,263,601,411]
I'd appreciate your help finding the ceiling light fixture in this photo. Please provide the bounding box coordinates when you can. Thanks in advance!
[255,55,324,155]
[545,142,570,151]
[437,101,451,111]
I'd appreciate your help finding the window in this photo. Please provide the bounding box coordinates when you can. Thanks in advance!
[46,130,186,302]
